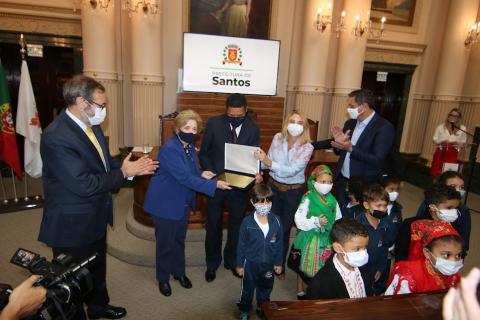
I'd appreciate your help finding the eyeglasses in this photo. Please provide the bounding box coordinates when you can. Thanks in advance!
[87,100,107,110]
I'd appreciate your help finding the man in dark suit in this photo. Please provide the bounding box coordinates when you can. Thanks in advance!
[312,89,395,207]
[199,93,260,282]
[38,75,158,319]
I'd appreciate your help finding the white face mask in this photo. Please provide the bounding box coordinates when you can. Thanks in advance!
[314,182,333,195]
[342,249,369,268]
[388,191,399,202]
[437,208,459,223]
[458,190,466,198]
[254,202,272,216]
[433,257,463,276]
[347,106,363,119]
[287,123,304,137]
[87,106,106,126]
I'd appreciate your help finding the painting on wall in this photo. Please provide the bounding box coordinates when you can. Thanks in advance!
[370,0,416,26]
[189,0,271,39]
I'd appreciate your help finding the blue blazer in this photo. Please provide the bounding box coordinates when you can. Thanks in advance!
[312,113,394,181]
[38,111,126,247]
[144,136,217,220]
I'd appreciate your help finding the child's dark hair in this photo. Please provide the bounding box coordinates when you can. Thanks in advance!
[362,183,389,203]
[251,183,273,202]
[347,176,365,203]
[424,184,461,206]
[331,218,369,244]
[437,171,464,186]
[379,174,401,188]
[426,234,464,254]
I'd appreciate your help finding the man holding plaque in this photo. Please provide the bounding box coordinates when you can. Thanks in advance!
[200,93,260,282]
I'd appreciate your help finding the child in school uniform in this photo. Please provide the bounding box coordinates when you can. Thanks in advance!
[236,183,283,320]
[340,176,365,219]
[306,218,373,299]
[378,175,403,288]
[355,184,392,295]
[386,219,463,295]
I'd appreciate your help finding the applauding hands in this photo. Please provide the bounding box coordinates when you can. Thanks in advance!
[330,126,353,152]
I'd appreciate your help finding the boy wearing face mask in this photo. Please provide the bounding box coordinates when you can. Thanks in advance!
[355,184,392,295]
[306,218,373,299]
[395,184,461,262]
[236,183,283,320]
[341,176,365,219]
[386,220,463,295]
[416,171,471,254]
[291,165,342,299]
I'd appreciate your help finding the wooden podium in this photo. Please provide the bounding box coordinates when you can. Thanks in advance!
[261,291,446,320]
[132,149,338,229]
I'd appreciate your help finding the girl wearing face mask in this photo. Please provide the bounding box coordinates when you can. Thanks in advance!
[416,171,471,254]
[291,165,342,299]
[431,108,467,177]
[386,220,463,295]
[144,110,231,297]
[254,110,314,280]
[395,184,462,263]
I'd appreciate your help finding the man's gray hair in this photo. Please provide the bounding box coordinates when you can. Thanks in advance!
[63,75,105,106]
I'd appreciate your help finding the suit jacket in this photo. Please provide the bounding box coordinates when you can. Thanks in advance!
[144,136,216,220]
[312,113,394,181]
[199,114,260,174]
[306,255,373,300]
[38,111,126,247]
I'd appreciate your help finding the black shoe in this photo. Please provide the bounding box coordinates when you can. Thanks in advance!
[159,282,172,296]
[205,269,216,282]
[173,275,192,289]
[87,305,127,319]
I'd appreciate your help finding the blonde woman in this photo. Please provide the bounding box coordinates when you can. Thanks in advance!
[254,109,314,279]
[144,110,230,297]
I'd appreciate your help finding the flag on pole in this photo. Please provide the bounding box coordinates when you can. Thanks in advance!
[0,60,23,179]
[17,60,42,178]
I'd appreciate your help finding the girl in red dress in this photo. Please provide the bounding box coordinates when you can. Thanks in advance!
[385,220,463,295]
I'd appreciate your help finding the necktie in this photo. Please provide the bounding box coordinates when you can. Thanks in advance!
[231,127,238,144]
[86,127,107,169]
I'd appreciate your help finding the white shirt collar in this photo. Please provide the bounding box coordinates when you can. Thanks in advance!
[66,108,88,132]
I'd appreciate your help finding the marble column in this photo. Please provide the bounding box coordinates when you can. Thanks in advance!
[330,0,371,130]
[130,4,164,147]
[290,0,341,139]
[420,0,480,161]
[81,3,122,155]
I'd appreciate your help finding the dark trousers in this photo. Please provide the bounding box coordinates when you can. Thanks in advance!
[205,189,248,270]
[238,261,274,313]
[270,185,303,269]
[152,209,189,283]
[52,235,109,316]
[335,175,349,208]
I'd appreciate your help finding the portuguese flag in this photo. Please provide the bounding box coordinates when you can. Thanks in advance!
[0,60,22,178]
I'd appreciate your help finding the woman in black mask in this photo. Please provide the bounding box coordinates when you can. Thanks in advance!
[144,110,231,297]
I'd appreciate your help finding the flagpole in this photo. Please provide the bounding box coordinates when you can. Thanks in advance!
[10,168,18,203]
[23,173,29,201]
[0,170,8,204]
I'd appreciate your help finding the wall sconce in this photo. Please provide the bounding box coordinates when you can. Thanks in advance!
[73,0,111,12]
[465,22,480,47]
[352,12,386,40]
[123,0,158,17]
[314,3,346,38]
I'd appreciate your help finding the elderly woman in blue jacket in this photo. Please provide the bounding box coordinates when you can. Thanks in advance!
[144,110,231,297]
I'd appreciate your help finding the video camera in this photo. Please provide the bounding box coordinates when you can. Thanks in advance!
[0,248,98,320]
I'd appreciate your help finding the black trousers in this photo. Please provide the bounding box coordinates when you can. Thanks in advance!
[152,209,189,283]
[52,235,109,316]
[238,260,274,313]
[205,189,248,270]
[335,175,349,209]
[270,185,303,270]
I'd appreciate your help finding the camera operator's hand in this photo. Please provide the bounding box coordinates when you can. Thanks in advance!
[0,276,46,320]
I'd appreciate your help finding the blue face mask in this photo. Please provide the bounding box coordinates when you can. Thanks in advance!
[177,131,196,144]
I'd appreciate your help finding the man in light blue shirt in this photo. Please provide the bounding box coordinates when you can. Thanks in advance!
[312,89,395,207]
